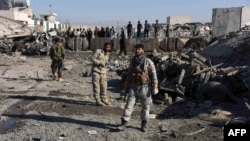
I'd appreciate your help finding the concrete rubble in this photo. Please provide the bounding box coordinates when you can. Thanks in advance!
[116,28,250,108]
[1,14,250,106]
[0,14,250,141]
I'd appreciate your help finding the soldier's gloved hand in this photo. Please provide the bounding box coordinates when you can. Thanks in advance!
[152,88,159,95]
[152,83,159,95]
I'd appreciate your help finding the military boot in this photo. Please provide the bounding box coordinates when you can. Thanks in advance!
[141,120,147,132]
[101,97,110,105]
[52,73,56,80]
[117,118,127,131]
[95,100,105,106]
[58,78,64,82]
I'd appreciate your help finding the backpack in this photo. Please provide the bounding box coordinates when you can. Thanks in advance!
[51,43,63,60]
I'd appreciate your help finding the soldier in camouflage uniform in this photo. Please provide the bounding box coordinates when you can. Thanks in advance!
[50,37,65,82]
[117,43,159,132]
[91,42,112,106]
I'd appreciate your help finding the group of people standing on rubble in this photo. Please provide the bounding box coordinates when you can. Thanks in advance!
[66,19,160,40]
[49,36,159,132]
[127,19,160,39]
[63,19,160,59]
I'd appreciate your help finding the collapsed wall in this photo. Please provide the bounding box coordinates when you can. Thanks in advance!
[201,31,250,67]
[0,16,31,38]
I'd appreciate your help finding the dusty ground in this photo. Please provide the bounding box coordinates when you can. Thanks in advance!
[0,50,250,141]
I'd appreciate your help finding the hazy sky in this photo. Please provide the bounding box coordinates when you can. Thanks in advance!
[30,0,250,26]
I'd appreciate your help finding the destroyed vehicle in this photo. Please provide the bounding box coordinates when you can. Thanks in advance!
[0,32,56,55]
[0,16,61,55]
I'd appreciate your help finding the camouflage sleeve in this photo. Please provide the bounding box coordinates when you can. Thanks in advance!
[50,46,54,59]
[91,49,101,65]
[61,44,65,59]
[147,58,158,84]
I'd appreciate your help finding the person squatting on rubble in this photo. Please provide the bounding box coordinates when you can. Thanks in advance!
[117,43,159,132]
[91,42,112,106]
[50,37,65,82]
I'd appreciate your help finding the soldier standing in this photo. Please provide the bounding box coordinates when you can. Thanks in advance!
[50,37,65,82]
[117,43,159,132]
[91,42,112,106]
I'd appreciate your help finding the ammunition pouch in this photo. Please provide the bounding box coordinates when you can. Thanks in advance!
[53,56,62,61]
[130,72,149,85]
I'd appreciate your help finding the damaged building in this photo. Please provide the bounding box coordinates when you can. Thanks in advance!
[212,5,250,37]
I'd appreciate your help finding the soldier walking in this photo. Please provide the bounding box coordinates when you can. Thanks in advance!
[50,37,65,82]
[117,43,159,132]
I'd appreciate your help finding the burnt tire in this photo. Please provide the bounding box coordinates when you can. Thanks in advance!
[196,81,232,104]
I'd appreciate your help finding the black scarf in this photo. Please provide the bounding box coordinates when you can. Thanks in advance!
[132,55,145,66]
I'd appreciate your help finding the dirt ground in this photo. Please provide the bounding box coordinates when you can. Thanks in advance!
[0,50,250,141]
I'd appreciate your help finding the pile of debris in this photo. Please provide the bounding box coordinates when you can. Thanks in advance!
[0,16,60,55]
[153,30,250,105]
[0,32,55,55]
[116,30,250,107]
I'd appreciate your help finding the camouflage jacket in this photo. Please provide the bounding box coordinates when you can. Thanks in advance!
[50,43,65,60]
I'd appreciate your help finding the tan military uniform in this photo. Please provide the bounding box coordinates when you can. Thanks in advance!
[91,49,110,105]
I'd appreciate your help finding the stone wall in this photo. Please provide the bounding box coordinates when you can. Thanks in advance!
[212,7,242,37]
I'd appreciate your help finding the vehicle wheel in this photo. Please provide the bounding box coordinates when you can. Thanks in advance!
[196,81,232,104]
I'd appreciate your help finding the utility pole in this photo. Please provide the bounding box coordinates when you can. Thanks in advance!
[49,4,52,13]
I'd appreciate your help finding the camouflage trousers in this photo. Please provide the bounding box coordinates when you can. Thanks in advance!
[122,84,152,121]
[51,58,63,78]
[92,72,108,101]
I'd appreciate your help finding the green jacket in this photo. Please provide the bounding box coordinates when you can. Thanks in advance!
[50,43,65,60]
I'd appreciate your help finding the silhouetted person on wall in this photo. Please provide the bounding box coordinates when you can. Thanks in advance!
[137,21,142,38]
[119,27,127,57]
[87,28,93,49]
[144,20,150,38]
[126,21,133,39]
[154,19,159,38]
[110,26,116,49]
[99,27,105,37]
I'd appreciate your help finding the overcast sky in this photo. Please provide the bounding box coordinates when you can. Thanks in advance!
[30,0,250,26]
